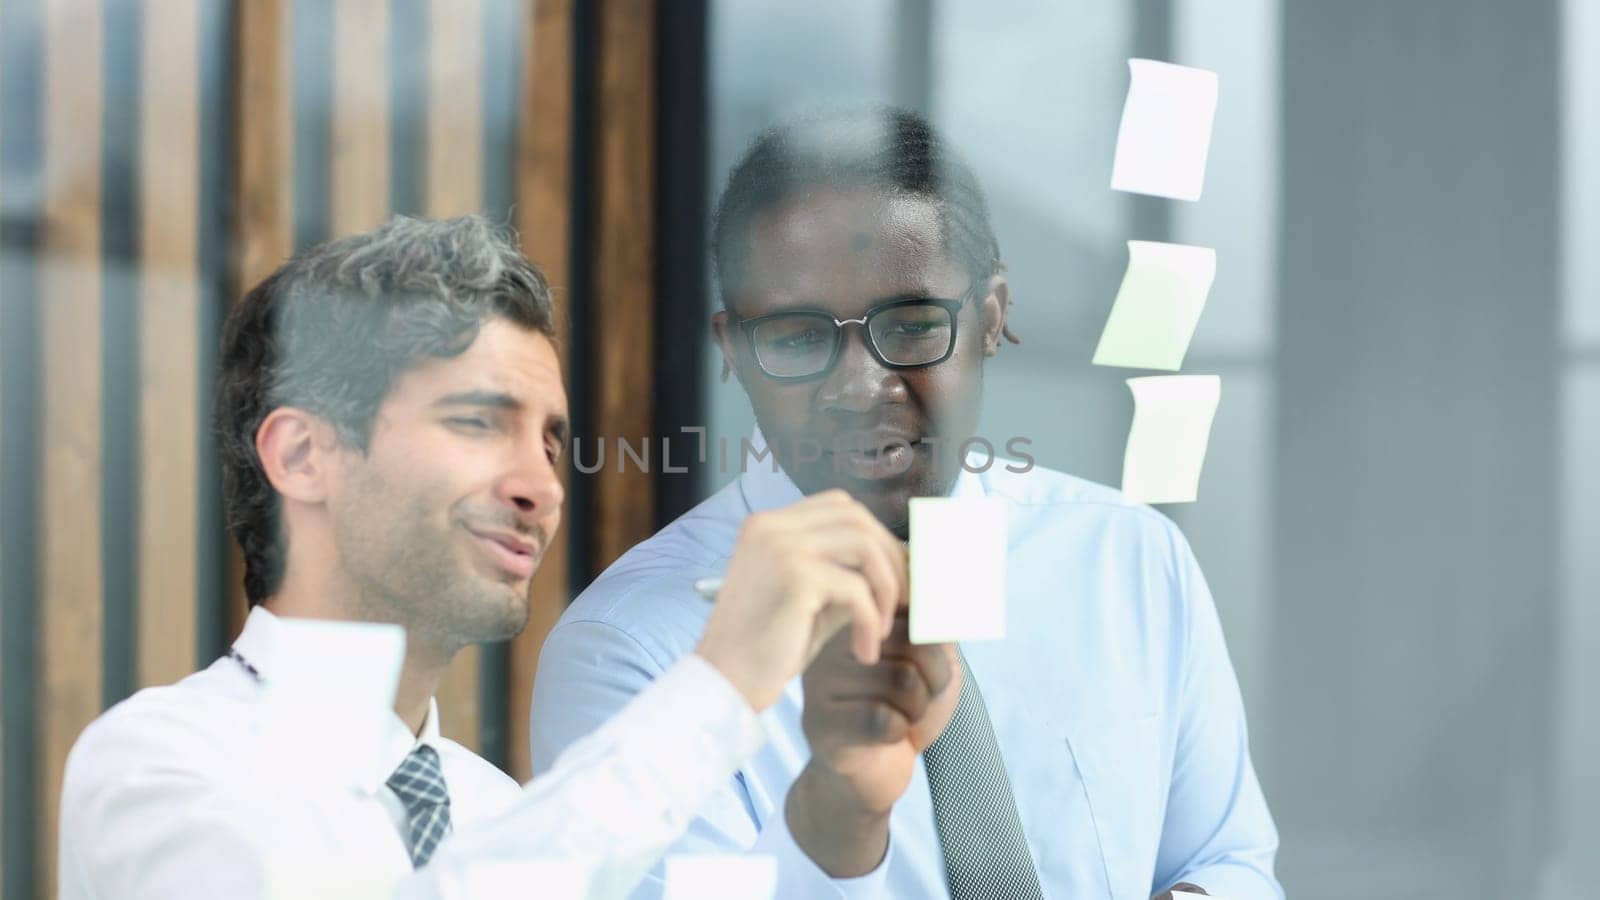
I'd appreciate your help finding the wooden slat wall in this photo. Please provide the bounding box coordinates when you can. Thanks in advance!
[509,0,575,783]
[426,0,485,217]
[331,0,390,237]
[138,0,202,691]
[230,0,294,641]
[233,0,295,324]
[591,0,658,569]
[38,2,104,896]
[427,0,487,753]
[1,1,666,892]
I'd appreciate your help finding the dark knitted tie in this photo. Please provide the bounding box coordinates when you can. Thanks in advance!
[923,652,1045,899]
[387,744,452,868]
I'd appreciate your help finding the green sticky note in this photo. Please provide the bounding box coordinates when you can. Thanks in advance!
[1092,240,1217,371]
[1120,374,1222,505]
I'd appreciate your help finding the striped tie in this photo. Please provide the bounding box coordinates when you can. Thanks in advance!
[386,744,452,868]
[923,653,1046,899]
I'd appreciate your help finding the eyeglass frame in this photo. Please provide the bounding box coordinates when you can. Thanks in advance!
[729,295,971,383]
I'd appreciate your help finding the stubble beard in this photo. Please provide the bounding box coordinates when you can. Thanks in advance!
[334,469,530,658]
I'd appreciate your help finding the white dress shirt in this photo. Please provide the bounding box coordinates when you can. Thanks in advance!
[531,442,1281,899]
[58,606,767,900]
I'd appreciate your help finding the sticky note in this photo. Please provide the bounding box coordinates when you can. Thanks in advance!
[463,859,599,898]
[909,496,1007,644]
[1121,375,1222,505]
[260,618,406,787]
[265,849,398,900]
[1110,59,1219,201]
[664,855,778,900]
[1093,240,1217,371]
[1171,893,1213,900]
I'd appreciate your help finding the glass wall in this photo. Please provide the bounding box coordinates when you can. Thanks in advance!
[1551,0,1600,894]
[703,2,1596,898]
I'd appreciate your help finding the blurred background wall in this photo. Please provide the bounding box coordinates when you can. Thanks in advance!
[1,2,1595,899]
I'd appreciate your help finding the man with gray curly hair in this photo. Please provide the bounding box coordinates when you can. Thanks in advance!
[57,215,913,899]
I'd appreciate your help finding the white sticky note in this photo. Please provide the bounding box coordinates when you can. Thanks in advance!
[463,859,599,899]
[909,496,1007,644]
[1110,59,1219,201]
[260,617,406,788]
[1093,241,1217,371]
[1171,893,1214,900]
[664,855,778,900]
[264,846,399,900]
[1121,375,1222,505]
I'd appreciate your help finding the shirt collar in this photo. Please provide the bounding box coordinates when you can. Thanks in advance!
[233,606,445,794]
[372,699,443,797]
[736,425,987,515]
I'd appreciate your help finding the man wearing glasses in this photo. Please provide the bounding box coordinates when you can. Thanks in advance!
[529,108,1282,899]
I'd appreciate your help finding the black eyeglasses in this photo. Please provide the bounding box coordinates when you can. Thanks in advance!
[733,296,966,381]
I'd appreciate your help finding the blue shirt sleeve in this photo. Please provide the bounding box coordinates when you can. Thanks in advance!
[1151,528,1284,900]
[529,616,891,899]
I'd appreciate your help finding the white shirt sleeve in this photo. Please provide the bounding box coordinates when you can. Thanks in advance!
[399,653,769,900]
[58,701,282,900]
[60,655,767,900]
[531,618,897,899]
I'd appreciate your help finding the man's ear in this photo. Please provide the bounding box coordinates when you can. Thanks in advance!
[710,310,740,385]
[255,407,342,504]
[979,275,1012,356]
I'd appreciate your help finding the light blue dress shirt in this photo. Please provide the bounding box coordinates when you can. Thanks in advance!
[530,448,1282,900]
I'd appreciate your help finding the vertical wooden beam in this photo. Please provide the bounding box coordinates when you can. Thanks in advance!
[137,0,201,690]
[38,1,104,894]
[330,0,390,237]
[426,0,484,219]
[230,0,293,639]
[426,0,486,752]
[592,0,655,570]
[234,0,294,291]
[509,0,574,783]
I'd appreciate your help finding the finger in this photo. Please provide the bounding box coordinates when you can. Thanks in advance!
[883,609,911,646]
[765,491,903,574]
[802,599,857,668]
[759,493,904,643]
[833,582,885,669]
[806,563,883,666]
[858,516,908,634]
[809,697,911,747]
[879,631,956,698]
[845,527,901,639]
[891,539,909,611]
[833,657,933,723]
[794,524,898,626]
[810,500,907,636]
